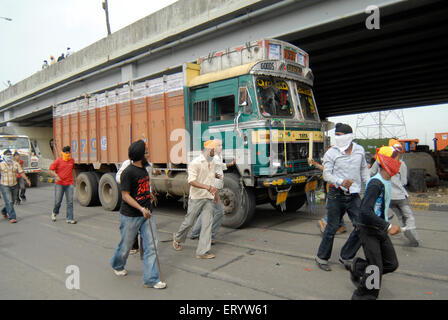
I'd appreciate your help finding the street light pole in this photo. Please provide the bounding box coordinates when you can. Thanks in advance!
[0,16,12,21]
[102,1,111,36]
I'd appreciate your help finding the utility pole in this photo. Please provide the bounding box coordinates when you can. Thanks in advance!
[102,0,111,36]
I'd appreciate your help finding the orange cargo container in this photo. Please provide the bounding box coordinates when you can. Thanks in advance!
[53,72,186,166]
[435,133,448,151]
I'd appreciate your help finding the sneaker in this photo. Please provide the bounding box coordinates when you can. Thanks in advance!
[113,269,128,276]
[9,219,17,224]
[51,213,57,222]
[196,253,215,259]
[66,220,77,224]
[144,281,167,289]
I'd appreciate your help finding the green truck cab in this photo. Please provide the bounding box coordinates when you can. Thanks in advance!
[182,39,324,228]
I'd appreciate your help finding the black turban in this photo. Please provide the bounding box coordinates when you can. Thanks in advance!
[128,140,146,162]
[335,123,353,134]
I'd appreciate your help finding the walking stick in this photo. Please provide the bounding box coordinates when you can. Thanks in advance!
[146,208,163,281]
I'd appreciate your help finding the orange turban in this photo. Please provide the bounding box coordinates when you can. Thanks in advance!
[203,140,218,149]
[376,146,401,177]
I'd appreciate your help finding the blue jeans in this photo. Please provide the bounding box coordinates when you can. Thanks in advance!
[191,201,224,240]
[0,184,18,220]
[110,214,161,286]
[53,184,74,220]
[316,187,362,263]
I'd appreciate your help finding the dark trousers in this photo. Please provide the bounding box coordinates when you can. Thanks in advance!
[316,187,362,262]
[352,225,399,300]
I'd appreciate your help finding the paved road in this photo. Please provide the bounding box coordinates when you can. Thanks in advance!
[1,183,447,300]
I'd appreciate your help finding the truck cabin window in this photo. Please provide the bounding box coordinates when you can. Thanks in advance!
[212,95,235,121]
[256,77,293,118]
[193,100,210,122]
[0,137,30,149]
[296,84,318,121]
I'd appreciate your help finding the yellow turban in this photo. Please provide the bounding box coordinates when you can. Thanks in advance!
[203,140,218,149]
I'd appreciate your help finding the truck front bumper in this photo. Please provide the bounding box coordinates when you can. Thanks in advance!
[24,169,41,174]
[256,170,322,188]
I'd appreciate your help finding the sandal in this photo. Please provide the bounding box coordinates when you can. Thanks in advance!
[172,233,182,251]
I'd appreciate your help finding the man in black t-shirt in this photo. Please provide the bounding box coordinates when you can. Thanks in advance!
[110,140,166,289]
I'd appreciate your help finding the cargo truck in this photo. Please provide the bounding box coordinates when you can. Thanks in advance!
[53,39,325,228]
[0,134,41,186]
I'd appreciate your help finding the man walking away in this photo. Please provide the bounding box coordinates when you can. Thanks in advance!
[110,140,166,289]
[49,146,78,224]
[350,146,401,300]
[0,150,31,223]
[14,152,27,204]
[315,123,370,271]
[370,139,420,247]
[173,140,218,259]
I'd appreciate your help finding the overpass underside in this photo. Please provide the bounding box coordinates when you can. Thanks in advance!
[284,0,448,118]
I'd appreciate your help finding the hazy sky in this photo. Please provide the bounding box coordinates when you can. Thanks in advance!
[1,0,447,146]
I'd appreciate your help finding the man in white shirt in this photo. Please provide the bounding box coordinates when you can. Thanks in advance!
[172,140,219,259]
[316,123,369,271]
[190,140,235,244]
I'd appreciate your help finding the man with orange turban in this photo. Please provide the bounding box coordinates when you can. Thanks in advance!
[172,140,219,259]
[350,146,402,300]
[370,139,420,247]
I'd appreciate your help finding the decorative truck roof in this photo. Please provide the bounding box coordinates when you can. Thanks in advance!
[198,39,310,75]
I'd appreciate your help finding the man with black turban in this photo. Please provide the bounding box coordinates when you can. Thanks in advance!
[110,140,166,289]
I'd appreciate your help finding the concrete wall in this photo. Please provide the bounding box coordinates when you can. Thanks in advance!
[0,0,263,109]
[0,126,54,170]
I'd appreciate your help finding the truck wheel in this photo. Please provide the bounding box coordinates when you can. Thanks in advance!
[76,172,99,206]
[270,195,307,213]
[99,173,121,211]
[29,173,39,187]
[221,173,256,229]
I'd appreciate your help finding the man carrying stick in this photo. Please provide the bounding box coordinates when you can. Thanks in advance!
[110,140,166,289]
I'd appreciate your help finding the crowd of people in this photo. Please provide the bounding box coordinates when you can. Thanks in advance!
[42,47,72,70]
[1,122,420,298]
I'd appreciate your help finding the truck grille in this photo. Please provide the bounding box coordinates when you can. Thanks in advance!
[19,155,30,168]
[270,142,324,163]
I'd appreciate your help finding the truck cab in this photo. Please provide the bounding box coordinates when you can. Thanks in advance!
[0,134,41,186]
[185,39,324,228]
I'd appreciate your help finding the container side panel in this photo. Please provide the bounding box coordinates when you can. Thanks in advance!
[166,90,187,164]
[148,94,167,163]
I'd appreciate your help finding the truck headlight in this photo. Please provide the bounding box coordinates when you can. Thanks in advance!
[272,161,282,167]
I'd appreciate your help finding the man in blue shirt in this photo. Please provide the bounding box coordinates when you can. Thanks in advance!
[315,123,370,271]
[350,146,401,300]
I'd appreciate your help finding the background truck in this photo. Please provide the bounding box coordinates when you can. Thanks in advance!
[53,39,325,228]
[0,134,41,186]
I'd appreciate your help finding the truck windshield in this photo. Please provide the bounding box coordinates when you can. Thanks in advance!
[256,77,294,118]
[0,137,30,149]
[294,82,319,121]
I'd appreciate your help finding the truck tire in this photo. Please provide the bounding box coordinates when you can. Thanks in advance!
[99,173,121,211]
[77,172,99,206]
[270,194,307,213]
[29,173,39,187]
[221,173,256,229]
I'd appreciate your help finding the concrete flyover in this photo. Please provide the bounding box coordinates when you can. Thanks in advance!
[1,0,447,128]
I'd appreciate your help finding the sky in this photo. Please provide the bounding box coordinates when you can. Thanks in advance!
[1,0,447,147]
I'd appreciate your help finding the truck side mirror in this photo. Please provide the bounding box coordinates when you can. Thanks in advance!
[238,87,251,114]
